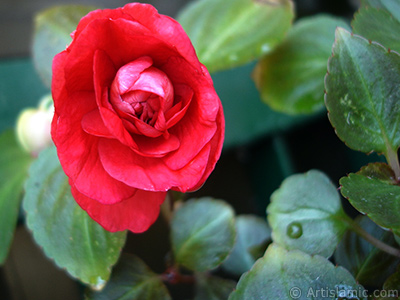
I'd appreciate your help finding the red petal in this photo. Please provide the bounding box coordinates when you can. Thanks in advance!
[51,51,68,106]
[72,185,166,233]
[111,56,153,95]
[64,18,182,93]
[63,18,149,93]
[130,116,164,137]
[121,3,201,70]
[165,84,193,128]
[52,89,96,176]
[72,141,136,204]
[71,3,200,73]
[72,7,133,43]
[93,50,138,148]
[52,91,136,204]
[164,110,217,171]
[98,139,210,192]
[188,106,225,191]
[81,109,113,138]
[134,134,180,157]
[159,57,221,170]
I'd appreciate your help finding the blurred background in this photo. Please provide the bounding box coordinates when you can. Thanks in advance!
[0,0,358,57]
[0,0,189,57]
[0,0,362,299]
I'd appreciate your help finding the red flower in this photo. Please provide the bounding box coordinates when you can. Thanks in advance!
[51,3,224,233]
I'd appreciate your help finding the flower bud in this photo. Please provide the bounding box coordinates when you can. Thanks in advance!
[16,94,54,156]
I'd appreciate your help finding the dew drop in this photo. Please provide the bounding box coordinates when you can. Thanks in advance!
[346,112,354,125]
[286,222,303,239]
[334,284,361,300]
[261,43,270,52]
[340,94,350,106]
[229,54,238,61]
[92,277,106,291]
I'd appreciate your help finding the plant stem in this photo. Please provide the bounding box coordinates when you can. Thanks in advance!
[160,266,196,285]
[345,217,400,258]
[385,147,400,181]
[160,192,173,223]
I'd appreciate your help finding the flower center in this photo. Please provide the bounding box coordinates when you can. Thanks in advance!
[110,57,174,127]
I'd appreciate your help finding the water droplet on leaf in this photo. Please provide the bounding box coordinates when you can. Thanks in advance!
[286,222,303,239]
[229,54,238,61]
[261,43,270,52]
[334,284,361,300]
[346,112,355,125]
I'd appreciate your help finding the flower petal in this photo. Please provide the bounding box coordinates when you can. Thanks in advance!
[165,109,217,170]
[98,139,210,192]
[71,3,201,72]
[121,3,202,70]
[159,56,221,170]
[189,106,225,191]
[93,50,138,148]
[72,7,133,43]
[64,18,180,94]
[81,109,113,138]
[52,89,136,204]
[165,83,193,128]
[51,51,68,105]
[110,56,153,95]
[134,134,180,157]
[71,185,166,233]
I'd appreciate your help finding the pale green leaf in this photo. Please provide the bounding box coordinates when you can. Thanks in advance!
[229,243,366,300]
[171,198,235,272]
[267,170,349,257]
[87,255,171,300]
[23,147,126,287]
[32,5,96,87]
[222,215,271,276]
[0,130,32,264]
[178,0,294,73]
[213,63,312,148]
[254,15,349,114]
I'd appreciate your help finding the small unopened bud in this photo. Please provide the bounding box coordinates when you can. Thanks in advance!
[16,95,54,156]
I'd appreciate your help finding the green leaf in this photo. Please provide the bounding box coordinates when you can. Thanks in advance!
[32,5,96,87]
[396,234,400,247]
[213,63,314,148]
[340,163,400,233]
[352,6,400,52]
[171,198,235,272]
[23,146,126,288]
[267,170,349,257]
[178,0,294,73]
[229,243,366,300]
[380,267,400,300]
[335,216,400,288]
[222,215,271,276]
[86,255,171,300]
[361,0,400,21]
[0,130,32,264]
[325,27,400,157]
[254,15,349,114]
[194,273,236,300]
